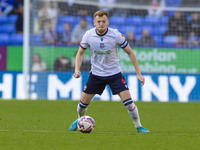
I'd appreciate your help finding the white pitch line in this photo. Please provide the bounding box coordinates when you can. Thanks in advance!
[0,129,199,136]
[0,129,67,133]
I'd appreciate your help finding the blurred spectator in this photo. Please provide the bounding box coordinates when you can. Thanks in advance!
[43,21,57,44]
[13,0,23,14]
[71,17,92,45]
[148,0,166,17]
[72,51,91,71]
[0,0,14,15]
[189,12,200,37]
[15,5,23,33]
[58,23,72,45]
[136,29,156,46]
[32,53,47,72]
[126,31,136,46]
[54,55,71,72]
[191,39,199,48]
[36,1,58,34]
[174,36,185,48]
[81,54,91,71]
[185,32,199,48]
[165,11,189,37]
[44,1,58,29]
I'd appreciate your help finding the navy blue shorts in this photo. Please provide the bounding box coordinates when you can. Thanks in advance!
[83,72,129,95]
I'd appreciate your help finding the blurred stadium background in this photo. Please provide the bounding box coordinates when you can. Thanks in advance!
[0,0,200,101]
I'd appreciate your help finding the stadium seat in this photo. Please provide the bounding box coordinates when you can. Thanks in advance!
[154,25,168,35]
[0,15,8,24]
[164,35,178,45]
[85,16,93,24]
[56,25,65,34]
[0,24,16,34]
[124,25,135,33]
[134,34,141,40]
[0,34,9,45]
[160,16,169,25]
[144,16,160,26]
[109,16,126,25]
[8,15,18,24]
[109,25,120,29]
[153,35,163,45]
[10,34,23,45]
[126,16,143,25]
[34,35,42,44]
[58,15,77,25]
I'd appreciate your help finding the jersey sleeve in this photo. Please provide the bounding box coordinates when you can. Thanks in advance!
[80,31,89,50]
[116,30,128,49]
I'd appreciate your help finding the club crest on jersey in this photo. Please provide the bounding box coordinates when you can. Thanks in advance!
[100,43,105,48]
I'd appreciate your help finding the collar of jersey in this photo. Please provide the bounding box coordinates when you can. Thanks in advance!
[95,28,108,36]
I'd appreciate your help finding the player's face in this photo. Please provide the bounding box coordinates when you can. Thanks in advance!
[94,15,109,34]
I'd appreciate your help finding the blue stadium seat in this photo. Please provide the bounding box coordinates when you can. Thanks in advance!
[123,25,141,35]
[109,25,120,29]
[85,16,93,24]
[126,16,143,25]
[0,24,16,34]
[10,34,23,45]
[8,15,18,24]
[58,15,77,25]
[134,34,141,40]
[124,25,135,33]
[160,16,169,25]
[34,35,42,44]
[0,34,9,45]
[153,25,168,35]
[144,16,160,26]
[164,35,178,45]
[0,15,8,24]
[153,35,163,45]
[56,25,65,34]
[109,16,125,25]
[166,0,182,7]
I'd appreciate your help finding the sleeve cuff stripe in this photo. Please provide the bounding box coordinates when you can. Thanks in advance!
[121,42,128,49]
[119,40,126,46]
[80,44,86,50]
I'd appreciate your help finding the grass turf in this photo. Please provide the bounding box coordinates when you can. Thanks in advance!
[0,100,200,150]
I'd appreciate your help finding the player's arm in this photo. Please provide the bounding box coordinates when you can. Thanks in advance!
[73,46,85,78]
[123,44,145,86]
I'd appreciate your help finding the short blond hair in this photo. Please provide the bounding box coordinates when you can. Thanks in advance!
[93,10,109,18]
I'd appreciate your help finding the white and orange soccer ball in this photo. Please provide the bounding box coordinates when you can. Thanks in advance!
[77,116,95,133]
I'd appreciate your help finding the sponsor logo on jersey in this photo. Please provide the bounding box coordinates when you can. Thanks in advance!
[100,43,105,48]
[94,50,111,55]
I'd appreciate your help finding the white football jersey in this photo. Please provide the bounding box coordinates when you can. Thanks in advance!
[80,27,128,76]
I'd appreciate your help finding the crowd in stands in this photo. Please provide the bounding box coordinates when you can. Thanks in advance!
[1,0,200,72]
[32,53,90,72]
[0,0,200,48]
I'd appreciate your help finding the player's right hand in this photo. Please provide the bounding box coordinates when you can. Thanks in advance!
[73,71,81,78]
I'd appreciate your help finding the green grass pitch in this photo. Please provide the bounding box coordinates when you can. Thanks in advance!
[0,100,200,150]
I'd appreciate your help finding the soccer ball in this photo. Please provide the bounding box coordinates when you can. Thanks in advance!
[77,116,95,133]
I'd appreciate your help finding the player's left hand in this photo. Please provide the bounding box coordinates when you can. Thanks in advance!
[137,75,145,86]
[74,71,81,78]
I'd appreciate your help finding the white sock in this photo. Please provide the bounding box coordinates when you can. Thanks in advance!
[77,101,88,118]
[123,99,142,128]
